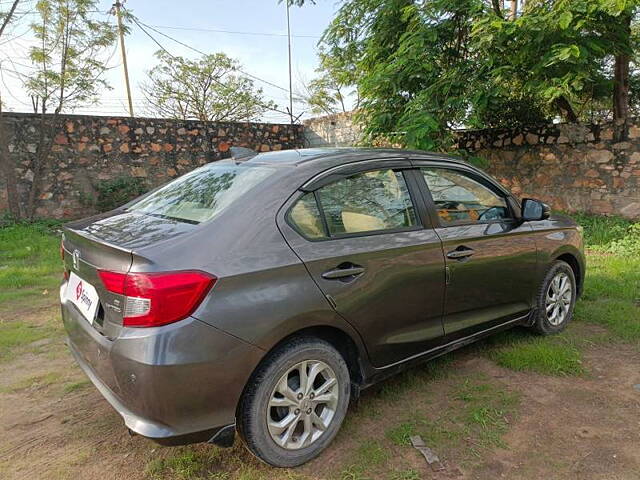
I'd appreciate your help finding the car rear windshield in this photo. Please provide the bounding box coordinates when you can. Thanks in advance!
[128,162,275,224]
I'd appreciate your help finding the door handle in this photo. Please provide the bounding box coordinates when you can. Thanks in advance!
[446,247,475,260]
[322,266,365,280]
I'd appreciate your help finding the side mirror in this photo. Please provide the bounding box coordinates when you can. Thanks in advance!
[521,198,551,221]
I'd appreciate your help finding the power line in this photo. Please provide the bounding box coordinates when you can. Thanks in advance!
[147,23,321,40]
[126,11,295,120]
[131,16,291,95]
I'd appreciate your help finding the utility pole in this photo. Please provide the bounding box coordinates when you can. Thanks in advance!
[286,1,294,124]
[113,1,134,117]
[510,0,518,19]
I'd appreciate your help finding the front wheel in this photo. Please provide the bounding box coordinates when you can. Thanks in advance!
[237,337,350,467]
[531,260,577,335]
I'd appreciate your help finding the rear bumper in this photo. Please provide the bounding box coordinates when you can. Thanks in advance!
[61,295,264,445]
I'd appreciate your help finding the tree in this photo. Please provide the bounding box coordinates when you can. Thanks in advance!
[141,51,274,122]
[475,0,640,129]
[0,0,22,218]
[321,0,492,150]
[5,0,117,219]
[296,47,360,115]
[295,0,639,149]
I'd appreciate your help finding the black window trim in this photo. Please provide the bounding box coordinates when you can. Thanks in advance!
[412,163,518,229]
[286,165,426,242]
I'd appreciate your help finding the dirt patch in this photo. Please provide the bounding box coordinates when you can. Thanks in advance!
[1,310,639,479]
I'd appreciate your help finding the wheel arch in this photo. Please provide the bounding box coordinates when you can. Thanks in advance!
[553,251,583,296]
[236,324,368,424]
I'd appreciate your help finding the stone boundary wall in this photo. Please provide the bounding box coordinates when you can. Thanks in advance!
[0,113,304,219]
[303,111,363,148]
[304,111,640,219]
[457,121,640,219]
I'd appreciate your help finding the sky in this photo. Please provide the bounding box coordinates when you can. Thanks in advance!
[0,0,340,123]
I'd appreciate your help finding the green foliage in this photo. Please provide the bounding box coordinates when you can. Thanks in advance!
[569,212,633,247]
[470,91,551,128]
[94,176,149,213]
[142,50,275,122]
[297,47,359,115]
[605,223,640,255]
[473,0,639,122]
[26,0,118,113]
[570,212,640,255]
[304,0,640,150]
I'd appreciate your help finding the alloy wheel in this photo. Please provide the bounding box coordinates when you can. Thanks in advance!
[266,360,339,450]
[545,272,572,326]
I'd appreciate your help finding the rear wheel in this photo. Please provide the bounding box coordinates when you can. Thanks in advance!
[531,260,576,335]
[237,337,350,467]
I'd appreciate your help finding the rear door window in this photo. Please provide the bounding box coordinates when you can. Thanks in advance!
[129,163,274,224]
[288,168,418,239]
[288,193,327,240]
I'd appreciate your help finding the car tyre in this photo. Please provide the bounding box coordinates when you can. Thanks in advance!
[531,260,577,335]
[237,336,350,467]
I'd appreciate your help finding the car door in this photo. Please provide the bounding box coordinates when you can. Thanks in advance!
[412,161,538,339]
[278,161,446,368]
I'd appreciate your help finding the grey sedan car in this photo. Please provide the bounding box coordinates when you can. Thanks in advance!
[60,148,585,467]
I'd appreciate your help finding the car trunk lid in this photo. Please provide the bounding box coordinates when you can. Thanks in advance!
[62,211,198,338]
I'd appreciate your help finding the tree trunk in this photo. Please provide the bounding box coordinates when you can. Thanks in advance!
[510,0,518,20]
[26,113,58,219]
[0,1,22,218]
[0,110,21,218]
[492,0,503,17]
[554,96,578,123]
[612,12,631,140]
[0,1,20,37]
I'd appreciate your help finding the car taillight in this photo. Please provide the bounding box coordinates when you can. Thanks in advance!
[98,270,216,328]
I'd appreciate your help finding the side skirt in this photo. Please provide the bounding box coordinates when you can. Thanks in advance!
[360,312,532,389]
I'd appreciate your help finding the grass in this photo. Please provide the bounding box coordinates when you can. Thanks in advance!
[389,470,421,480]
[338,439,390,479]
[63,379,91,394]
[385,380,519,461]
[478,213,639,376]
[0,319,59,361]
[483,329,586,376]
[0,214,637,479]
[575,254,640,343]
[569,212,633,248]
[145,447,224,480]
[0,371,63,394]
[0,220,63,310]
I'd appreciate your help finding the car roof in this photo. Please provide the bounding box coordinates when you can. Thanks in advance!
[244,147,470,170]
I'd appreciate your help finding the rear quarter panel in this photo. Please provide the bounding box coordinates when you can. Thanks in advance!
[181,173,372,367]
